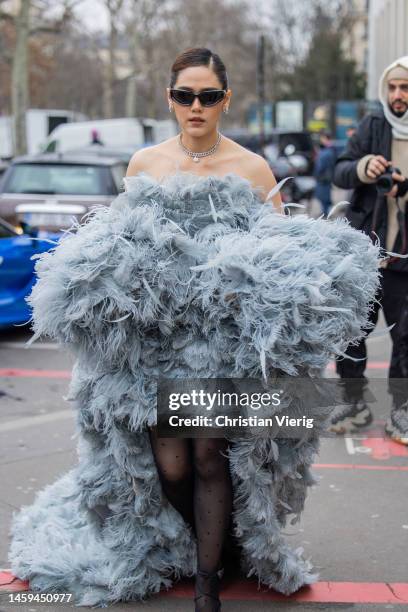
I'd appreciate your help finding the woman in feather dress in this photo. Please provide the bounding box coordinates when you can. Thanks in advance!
[125,47,282,612]
[8,46,381,612]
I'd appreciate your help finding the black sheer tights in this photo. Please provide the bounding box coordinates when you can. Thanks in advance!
[148,427,233,581]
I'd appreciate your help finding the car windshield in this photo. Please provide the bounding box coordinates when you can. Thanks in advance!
[3,163,115,196]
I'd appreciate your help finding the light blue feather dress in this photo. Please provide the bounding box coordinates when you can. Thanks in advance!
[8,172,381,607]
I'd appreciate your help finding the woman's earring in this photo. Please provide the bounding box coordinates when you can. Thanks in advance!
[223,106,229,114]
[169,103,173,112]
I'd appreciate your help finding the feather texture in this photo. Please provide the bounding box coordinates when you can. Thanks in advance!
[8,171,381,606]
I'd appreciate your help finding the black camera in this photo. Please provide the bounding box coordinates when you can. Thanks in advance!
[376,166,401,195]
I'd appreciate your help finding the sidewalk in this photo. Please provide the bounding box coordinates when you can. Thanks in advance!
[0,323,407,611]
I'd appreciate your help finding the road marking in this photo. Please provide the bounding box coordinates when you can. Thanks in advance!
[0,363,389,378]
[0,571,28,592]
[0,342,59,350]
[345,437,356,454]
[326,361,389,371]
[0,361,390,380]
[313,463,408,471]
[166,580,408,604]
[1,571,407,604]
[344,436,408,459]
[0,369,70,378]
[0,410,73,433]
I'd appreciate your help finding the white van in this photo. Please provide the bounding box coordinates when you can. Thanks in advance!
[43,118,177,153]
[0,109,85,158]
[43,119,145,153]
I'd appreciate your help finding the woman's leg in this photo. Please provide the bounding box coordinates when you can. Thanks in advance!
[148,426,195,532]
[193,437,233,610]
[149,429,233,609]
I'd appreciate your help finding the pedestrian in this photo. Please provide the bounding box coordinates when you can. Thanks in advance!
[330,55,408,445]
[313,131,337,217]
[90,128,104,145]
[8,48,380,610]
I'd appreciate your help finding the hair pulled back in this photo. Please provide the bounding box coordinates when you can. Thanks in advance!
[170,47,228,90]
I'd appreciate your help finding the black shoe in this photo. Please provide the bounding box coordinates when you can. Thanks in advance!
[385,405,408,445]
[194,568,223,611]
[328,399,373,434]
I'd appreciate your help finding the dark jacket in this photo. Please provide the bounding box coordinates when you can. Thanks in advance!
[315,146,337,184]
[314,146,337,205]
[333,110,408,272]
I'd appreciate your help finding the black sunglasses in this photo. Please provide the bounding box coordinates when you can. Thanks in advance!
[169,88,226,107]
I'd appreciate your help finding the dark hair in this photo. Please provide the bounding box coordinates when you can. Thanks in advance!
[170,47,228,90]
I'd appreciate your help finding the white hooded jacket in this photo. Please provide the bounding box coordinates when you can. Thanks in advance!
[379,56,408,140]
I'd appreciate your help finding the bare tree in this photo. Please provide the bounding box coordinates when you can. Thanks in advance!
[10,0,30,155]
[124,16,138,117]
[1,0,83,155]
[120,0,260,123]
[101,0,125,118]
[160,0,260,124]
[123,0,142,118]
[33,25,106,117]
[122,0,169,119]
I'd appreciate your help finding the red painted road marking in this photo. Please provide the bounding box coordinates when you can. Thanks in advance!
[326,361,389,371]
[0,369,70,379]
[165,580,408,604]
[361,437,408,459]
[1,570,407,604]
[0,571,29,592]
[0,361,390,378]
[313,463,408,471]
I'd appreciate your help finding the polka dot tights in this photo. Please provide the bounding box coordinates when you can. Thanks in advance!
[148,427,233,577]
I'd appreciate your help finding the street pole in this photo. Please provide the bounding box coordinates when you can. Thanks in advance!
[256,34,265,151]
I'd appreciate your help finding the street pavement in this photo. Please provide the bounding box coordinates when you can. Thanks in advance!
[0,311,407,612]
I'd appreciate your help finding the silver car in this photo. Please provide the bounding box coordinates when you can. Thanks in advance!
[0,153,128,231]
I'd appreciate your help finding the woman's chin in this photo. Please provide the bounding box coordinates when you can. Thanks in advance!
[183,124,212,136]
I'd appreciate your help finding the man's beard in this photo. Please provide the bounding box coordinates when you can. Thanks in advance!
[390,102,408,117]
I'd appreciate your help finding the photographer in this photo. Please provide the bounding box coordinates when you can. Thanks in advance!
[331,56,408,445]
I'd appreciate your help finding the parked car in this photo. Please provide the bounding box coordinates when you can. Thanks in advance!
[0,205,79,329]
[0,153,127,230]
[0,160,9,177]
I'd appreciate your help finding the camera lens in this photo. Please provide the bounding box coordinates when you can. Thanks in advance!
[376,173,394,194]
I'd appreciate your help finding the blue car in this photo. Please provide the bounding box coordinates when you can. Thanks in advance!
[0,204,85,329]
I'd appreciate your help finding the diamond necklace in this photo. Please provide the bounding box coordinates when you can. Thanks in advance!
[179,131,222,163]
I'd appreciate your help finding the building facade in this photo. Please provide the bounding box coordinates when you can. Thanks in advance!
[341,0,370,76]
[368,0,408,99]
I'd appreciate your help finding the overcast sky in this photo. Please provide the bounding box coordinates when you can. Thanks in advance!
[73,0,271,34]
[74,0,110,32]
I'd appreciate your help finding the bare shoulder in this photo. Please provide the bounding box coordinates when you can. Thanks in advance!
[225,140,281,208]
[250,155,282,210]
[126,137,178,177]
[126,146,155,177]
